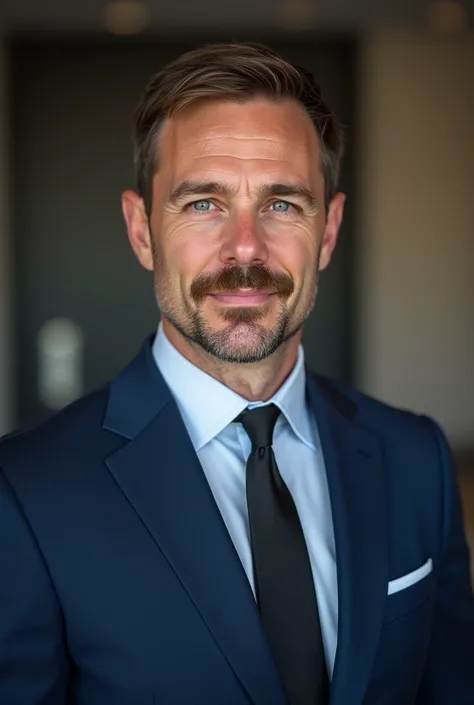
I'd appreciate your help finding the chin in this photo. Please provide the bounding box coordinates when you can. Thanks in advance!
[223,321,267,346]
[199,320,286,364]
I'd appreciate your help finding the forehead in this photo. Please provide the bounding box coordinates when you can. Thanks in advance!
[157,98,322,186]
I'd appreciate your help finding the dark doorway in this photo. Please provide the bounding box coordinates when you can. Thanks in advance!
[10,34,356,427]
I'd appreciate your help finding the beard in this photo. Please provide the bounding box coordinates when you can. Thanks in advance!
[167,299,294,363]
[151,241,320,364]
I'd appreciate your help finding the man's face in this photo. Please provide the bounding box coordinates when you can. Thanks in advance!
[123,97,345,363]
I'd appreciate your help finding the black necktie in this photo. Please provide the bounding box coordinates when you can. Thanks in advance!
[237,404,329,705]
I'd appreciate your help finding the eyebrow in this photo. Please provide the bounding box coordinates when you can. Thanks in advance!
[169,181,231,204]
[259,183,319,210]
[168,180,319,210]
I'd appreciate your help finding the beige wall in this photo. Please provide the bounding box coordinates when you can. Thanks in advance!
[0,32,473,446]
[0,36,14,435]
[356,32,474,449]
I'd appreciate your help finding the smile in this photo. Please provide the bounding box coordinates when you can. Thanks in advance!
[209,289,276,306]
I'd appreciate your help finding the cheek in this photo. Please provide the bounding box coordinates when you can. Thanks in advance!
[272,233,318,281]
[162,241,214,296]
[161,218,219,273]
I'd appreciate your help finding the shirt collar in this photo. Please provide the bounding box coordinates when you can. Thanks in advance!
[152,323,316,451]
[268,345,316,450]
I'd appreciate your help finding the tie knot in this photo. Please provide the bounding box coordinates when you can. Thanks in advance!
[236,404,281,450]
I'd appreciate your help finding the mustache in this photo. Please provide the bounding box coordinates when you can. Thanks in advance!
[190,264,294,303]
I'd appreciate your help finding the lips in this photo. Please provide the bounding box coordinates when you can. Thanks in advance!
[210,289,275,305]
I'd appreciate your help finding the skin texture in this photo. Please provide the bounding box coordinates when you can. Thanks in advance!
[122,97,345,401]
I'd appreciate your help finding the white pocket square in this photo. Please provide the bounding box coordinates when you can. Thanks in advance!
[387,558,433,595]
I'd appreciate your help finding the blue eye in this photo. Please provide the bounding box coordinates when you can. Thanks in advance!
[272,201,290,212]
[191,200,213,211]
[269,200,299,215]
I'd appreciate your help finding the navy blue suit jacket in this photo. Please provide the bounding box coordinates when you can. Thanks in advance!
[1,338,473,705]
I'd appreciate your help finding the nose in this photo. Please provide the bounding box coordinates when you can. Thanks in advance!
[219,212,269,266]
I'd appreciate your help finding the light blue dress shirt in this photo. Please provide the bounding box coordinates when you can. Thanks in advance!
[153,324,338,675]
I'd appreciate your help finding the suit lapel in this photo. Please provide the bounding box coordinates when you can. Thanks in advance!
[306,374,389,705]
[103,339,287,705]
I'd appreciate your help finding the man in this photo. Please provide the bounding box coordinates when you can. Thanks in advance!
[0,42,473,705]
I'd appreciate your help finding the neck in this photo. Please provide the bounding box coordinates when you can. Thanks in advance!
[161,318,301,402]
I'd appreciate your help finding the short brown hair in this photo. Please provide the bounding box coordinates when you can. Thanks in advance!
[133,42,344,215]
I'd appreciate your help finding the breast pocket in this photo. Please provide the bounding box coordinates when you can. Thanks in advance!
[365,563,436,704]
[384,559,435,624]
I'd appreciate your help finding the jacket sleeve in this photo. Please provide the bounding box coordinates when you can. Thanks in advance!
[0,467,70,704]
[417,418,474,704]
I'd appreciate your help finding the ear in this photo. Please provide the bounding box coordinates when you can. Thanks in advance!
[319,192,346,271]
[121,190,154,271]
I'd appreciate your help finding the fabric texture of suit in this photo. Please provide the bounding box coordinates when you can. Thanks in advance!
[1,336,473,705]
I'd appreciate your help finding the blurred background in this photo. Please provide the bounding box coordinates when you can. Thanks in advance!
[0,0,473,574]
